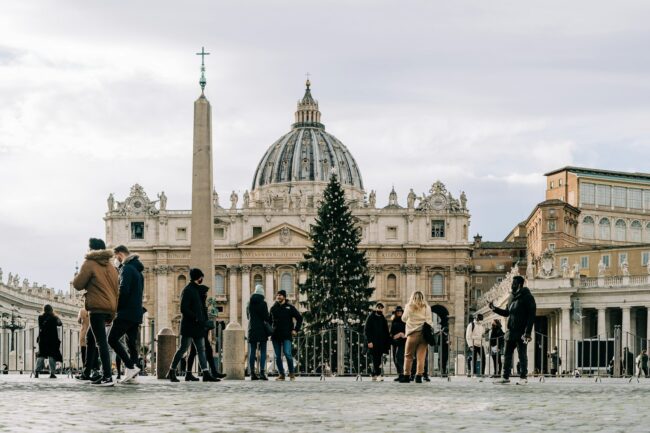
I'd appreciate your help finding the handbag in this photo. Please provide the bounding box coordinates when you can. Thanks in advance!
[422,322,436,346]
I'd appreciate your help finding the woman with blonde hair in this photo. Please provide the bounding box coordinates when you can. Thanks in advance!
[399,291,433,383]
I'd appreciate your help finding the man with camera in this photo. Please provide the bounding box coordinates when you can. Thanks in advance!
[489,275,536,385]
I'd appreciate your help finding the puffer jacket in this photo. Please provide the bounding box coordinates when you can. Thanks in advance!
[73,250,119,315]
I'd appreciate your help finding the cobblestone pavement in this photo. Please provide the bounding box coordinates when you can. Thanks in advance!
[0,374,647,433]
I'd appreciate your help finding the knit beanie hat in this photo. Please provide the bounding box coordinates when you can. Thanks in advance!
[254,284,265,297]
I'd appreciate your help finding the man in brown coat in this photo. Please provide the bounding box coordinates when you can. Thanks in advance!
[73,238,119,386]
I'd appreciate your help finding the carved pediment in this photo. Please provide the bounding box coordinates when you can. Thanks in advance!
[239,223,311,247]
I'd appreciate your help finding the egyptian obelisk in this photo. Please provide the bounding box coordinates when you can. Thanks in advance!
[190,47,214,291]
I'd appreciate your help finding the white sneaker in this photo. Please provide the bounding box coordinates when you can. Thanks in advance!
[124,366,140,382]
[378,375,384,382]
[371,376,377,381]
[516,378,528,385]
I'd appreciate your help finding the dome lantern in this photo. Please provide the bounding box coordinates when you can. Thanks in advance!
[293,79,324,129]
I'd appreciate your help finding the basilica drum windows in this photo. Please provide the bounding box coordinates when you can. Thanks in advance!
[214,273,226,296]
[582,216,595,239]
[599,218,611,240]
[431,220,445,238]
[280,272,294,296]
[431,273,444,296]
[131,222,144,240]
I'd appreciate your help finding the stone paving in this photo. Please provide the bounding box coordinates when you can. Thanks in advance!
[0,374,647,432]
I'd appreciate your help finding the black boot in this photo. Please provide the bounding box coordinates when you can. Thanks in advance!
[423,374,431,382]
[259,372,268,381]
[250,373,259,381]
[213,371,227,379]
[202,370,220,382]
[398,374,410,383]
[167,369,180,383]
[415,375,423,383]
[185,372,199,381]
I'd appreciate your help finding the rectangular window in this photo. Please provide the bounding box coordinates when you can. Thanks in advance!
[549,243,556,252]
[431,220,445,238]
[644,190,650,210]
[559,178,563,187]
[386,226,398,239]
[176,227,187,240]
[602,255,610,268]
[619,253,628,265]
[214,227,225,239]
[550,181,555,189]
[580,183,595,205]
[474,265,482,271]
[580,256,589,269]
[642,252,650,266]
[596,185,611,206]
[252,226,262,237]
[130,222,144,240]
[629,189,642,209]
[613,187,626,208]
[548,220,556,232]
[560,257,569,269]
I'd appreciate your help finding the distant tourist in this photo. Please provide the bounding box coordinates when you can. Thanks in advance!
[636,349,648,378]
[390,306,407,381]
[247,284,271,381]
[399,291,433,383]
[107,245,144,384]
[166,268,219,382]
[364,302,391,381]
[73,238,119,387]
[489,319,504,378]
[465,313,485,376]
[185,284,226,381]
[549,346,561,376]
[34,304,63,379]
[75,305,99,380]
[489,275,536,385]
[270,289,302,381]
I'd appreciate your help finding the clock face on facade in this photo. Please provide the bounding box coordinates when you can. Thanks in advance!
[432,194,446,210]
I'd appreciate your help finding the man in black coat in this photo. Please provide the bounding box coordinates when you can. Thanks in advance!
[270,289,303,381]
[34,304,62,379]
[390,306,407,381]
[489,319,505,378]
[108,245,145,383]
[186,285,226,381]
[489,275,536,384]
[365,303,391,381]
[167,268,218,382]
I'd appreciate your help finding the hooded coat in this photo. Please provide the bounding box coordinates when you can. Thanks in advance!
[247,293,270,343]
[115,254,145,324]
[365,312,391,355]
[37,313,63,361]
[179,282,208,338]
[492,286,537,341]
[270,301,303,341]
[73,249,119,315]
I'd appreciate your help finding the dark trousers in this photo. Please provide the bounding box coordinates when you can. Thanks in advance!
[468,346,485,375]
[370,348,383,376]
[81,345,87,368]
[393,344,405,375]
[187,333,217,374]
[491,348,503,375]
[84,313,113,378]
[503,339,528,379]
[108,318,139,370]
[171,336,207,371]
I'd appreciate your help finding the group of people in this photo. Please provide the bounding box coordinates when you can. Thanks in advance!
[245,284,303,380]
[363,275,537,384]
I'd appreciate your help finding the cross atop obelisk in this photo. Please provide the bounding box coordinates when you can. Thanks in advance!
[196,46,210,93]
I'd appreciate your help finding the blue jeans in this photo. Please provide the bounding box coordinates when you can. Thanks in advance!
[249,341,267,374]
[35,356,56,373]
[273,339,294,375]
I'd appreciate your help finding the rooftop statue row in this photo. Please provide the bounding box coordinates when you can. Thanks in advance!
[0,268,79,305]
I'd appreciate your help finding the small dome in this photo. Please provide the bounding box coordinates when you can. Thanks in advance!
[252,81,364,192]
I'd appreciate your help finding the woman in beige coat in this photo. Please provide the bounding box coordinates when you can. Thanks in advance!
[399,291,433,383]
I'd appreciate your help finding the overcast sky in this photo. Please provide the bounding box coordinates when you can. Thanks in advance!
[1,0,650,293]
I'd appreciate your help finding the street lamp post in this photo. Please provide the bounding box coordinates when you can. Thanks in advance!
[1,305,25,354]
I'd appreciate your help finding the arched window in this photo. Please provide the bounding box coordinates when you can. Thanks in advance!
[582,216,594,239]
[280,272,294,295]
[630,221,642,242]
[614,219,626,241]
[431,273,444,296]
[599,218,611,240]
[253,274,263,288]
[386,274,397,296]
[176,275,186,299]
[214,274,225,295]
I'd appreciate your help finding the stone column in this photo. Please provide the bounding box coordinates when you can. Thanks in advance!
[228,266,239,324]
[156,328,176,379]
[527,325,535,374]
[597,307,607,339]
[646,307,650,350]
[241,265,251,331]
[155,266,170,330]
[222,322,246,380]
[264,265,275,301]
[622,306,631,348]
[403,264,417,299]
[561,307,572,372]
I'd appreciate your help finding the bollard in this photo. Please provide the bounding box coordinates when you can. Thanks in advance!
[156,328,176,379]
[223,322,245,380]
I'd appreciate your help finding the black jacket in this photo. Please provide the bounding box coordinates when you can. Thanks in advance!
[247,294,270,343]
[390,316,407,348]
[37,313,63,361]
[493,286,537,341]
[270,301,303,341]
[116,255,145,324]
[365,313,391,354]
[489,326,505,349]
[180,282,208,338]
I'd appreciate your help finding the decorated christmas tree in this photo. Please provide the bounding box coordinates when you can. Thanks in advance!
[299,173,374,333]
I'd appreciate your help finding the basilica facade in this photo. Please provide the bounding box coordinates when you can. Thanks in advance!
[105,82,472,339]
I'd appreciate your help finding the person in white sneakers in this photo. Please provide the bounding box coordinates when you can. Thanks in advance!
[465,314,486,376]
